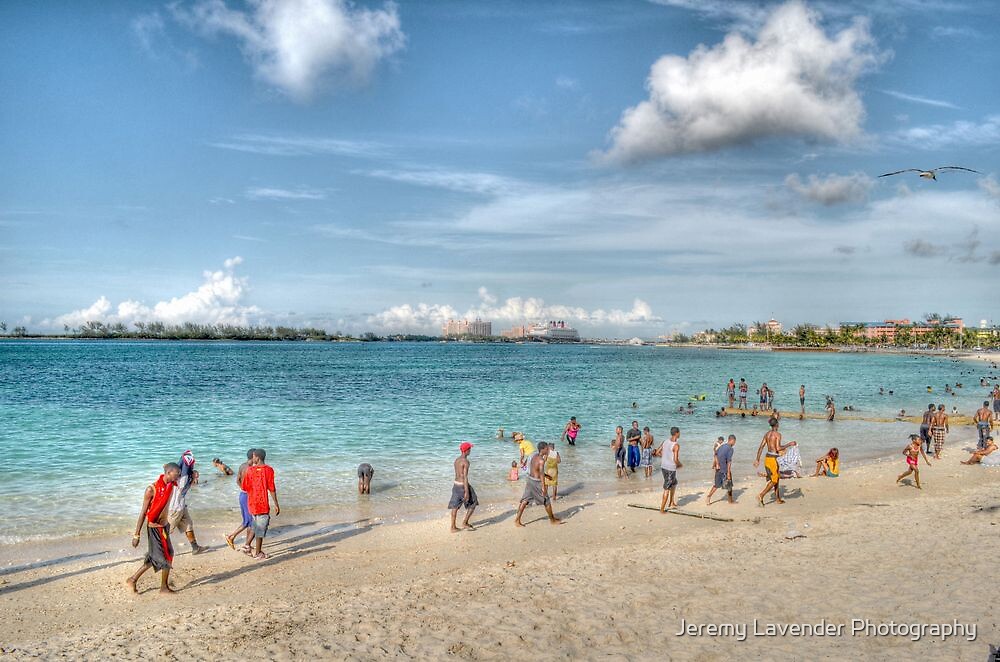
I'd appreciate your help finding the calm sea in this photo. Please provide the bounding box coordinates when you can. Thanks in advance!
[0,340,990,543]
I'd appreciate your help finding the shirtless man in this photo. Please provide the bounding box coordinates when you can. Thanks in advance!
[799,385,806,415]
[962,436,996,465]
[515,442,562,527]
[974,401,994,449]
[448,442,478,532]
[993,385,1000,422]
[726,379,736,409]
[897,434,931,488]
[753,417,797,506]
[738,378,748,410]
[929,404,949,459]
[919,404,935,455]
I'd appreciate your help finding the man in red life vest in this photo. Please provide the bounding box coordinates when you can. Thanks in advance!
[126,462,181,594]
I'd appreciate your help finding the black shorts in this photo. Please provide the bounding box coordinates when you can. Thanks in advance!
[661,468,677,490]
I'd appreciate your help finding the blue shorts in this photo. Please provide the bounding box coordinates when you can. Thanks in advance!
[239,491,252,528]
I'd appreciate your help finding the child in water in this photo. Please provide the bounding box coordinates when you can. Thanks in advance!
[508,461,519,481]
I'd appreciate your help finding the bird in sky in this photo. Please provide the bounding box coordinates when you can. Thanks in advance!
[878,166,981,180]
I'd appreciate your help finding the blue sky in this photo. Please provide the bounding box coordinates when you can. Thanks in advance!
[2,0,999,336]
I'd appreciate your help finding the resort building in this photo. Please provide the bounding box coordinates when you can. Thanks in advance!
[441,318,492,338]
[838,318,965,343]
[501,325,530,339]
[748,318,783,337]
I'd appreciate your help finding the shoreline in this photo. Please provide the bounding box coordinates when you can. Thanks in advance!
[1,435,997,659]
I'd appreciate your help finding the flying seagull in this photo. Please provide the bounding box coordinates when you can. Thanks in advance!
[878,166,981,180]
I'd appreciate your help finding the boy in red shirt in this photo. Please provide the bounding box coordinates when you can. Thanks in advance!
[241,448,279,559]
[126,462,181,594]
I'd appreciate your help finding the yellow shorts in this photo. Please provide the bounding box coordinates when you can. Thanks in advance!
[764,455,780,485]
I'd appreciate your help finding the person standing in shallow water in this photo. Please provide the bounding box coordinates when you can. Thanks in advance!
[127,463,181,595]
[726,379,736,409]
[626,420,641,473]
[563,416,581,446]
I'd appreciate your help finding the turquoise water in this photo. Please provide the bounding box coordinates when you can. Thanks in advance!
[0,340,992,543]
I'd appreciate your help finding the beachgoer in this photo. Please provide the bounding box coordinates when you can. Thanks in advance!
[508,461,519,481]
[799,385,805,415]
[896,434,931,489]
[515,432,536,469]
[992,385,1000,422]
[496,427,505,439]
[611,426,627,478]
[825,398,835,421]
[738,378,748,409]
[961,436,996,465]
[706,435,735,505]
[920,404,934,455]
[753,417,797,506]
[564,417,581,446]
[449,442,477,532]
[759,383,768,410]
[544,443,560,500]
[811,448,840,477]
[166,450,206,555]
[640,426,655,478]
[727,379,736,409]
[515,442,562,527]
[626,421,641,472]
[226,449,256,553]
[242,448,279,559]
[974,401,994,449]
[212,458,233,476]
[126,462,181,594]
[656,427,682,512]
[930,404,949,459]
[357,463,374,494]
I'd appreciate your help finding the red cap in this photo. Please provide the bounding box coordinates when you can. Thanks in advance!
[459,442,473,454]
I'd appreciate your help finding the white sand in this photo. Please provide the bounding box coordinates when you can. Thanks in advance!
[2,441,998,660]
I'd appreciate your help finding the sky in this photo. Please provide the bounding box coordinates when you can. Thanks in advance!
[1,0,999,337]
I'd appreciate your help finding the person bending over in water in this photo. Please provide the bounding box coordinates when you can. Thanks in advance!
[897,434,931,489]
[515,442,562,527]
[810,448,839,477]
[753,417,796,507]
[962,436,996,465]
[357,463,374,494]
[212,458,233,476]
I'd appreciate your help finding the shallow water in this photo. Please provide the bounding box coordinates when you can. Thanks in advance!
[0,340,993,543]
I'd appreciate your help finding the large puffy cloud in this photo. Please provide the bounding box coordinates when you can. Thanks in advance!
[598,1,881,163]
[172,0,404,101]
[367,288,661,334]
[785,172,873,205]
[48,257,262,329]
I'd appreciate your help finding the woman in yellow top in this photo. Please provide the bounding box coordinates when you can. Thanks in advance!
[543,444,560,500]
[811,448,839,477]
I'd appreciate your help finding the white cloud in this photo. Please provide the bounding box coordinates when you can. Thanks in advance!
[47,257,262,329]
[785,172,873,205]
[979,174,1000,201]
[246,186,327,200]
[357,168,521,196]
[367,288,662,334]
[132,11,166,57]
[598,1,882,163]
[211,133,387,157]
[889,115,1000,150]
[555,75,579,90]
[172,0,405,101]
[879,89,959,110]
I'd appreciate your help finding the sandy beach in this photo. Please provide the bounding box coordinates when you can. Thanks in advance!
[2,432,998,661]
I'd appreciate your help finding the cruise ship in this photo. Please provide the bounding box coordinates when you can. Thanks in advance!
[527,321,580,342]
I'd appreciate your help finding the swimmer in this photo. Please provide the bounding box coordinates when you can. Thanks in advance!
[212,458,234,476]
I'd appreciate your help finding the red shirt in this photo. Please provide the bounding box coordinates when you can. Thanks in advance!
[147,475,174,523]
[241,464,276,516]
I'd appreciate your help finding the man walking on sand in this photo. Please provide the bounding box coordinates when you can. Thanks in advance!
[242,448,279,560]
[656,427,682,512]
[706,435,735,505]
[126,462,181,594]
[226,449,256,553]
[515,442,562,527]
[974,401,994,450]
[754,418,797,507]
[449,442,478,531]
[166,450,206,555]
[930,404,949,459]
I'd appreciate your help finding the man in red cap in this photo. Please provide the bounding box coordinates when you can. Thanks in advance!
[448,442,478,532]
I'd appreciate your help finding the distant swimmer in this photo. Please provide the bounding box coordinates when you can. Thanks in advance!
[496,427,505,439]
[212,458,234,476]
[564,416,581,446]
[631,402,638,409]
[448,442,477,532]
[357,463,374,495]
[753,417,796,507]
[897,434,931,489]
[878,166,981,180]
